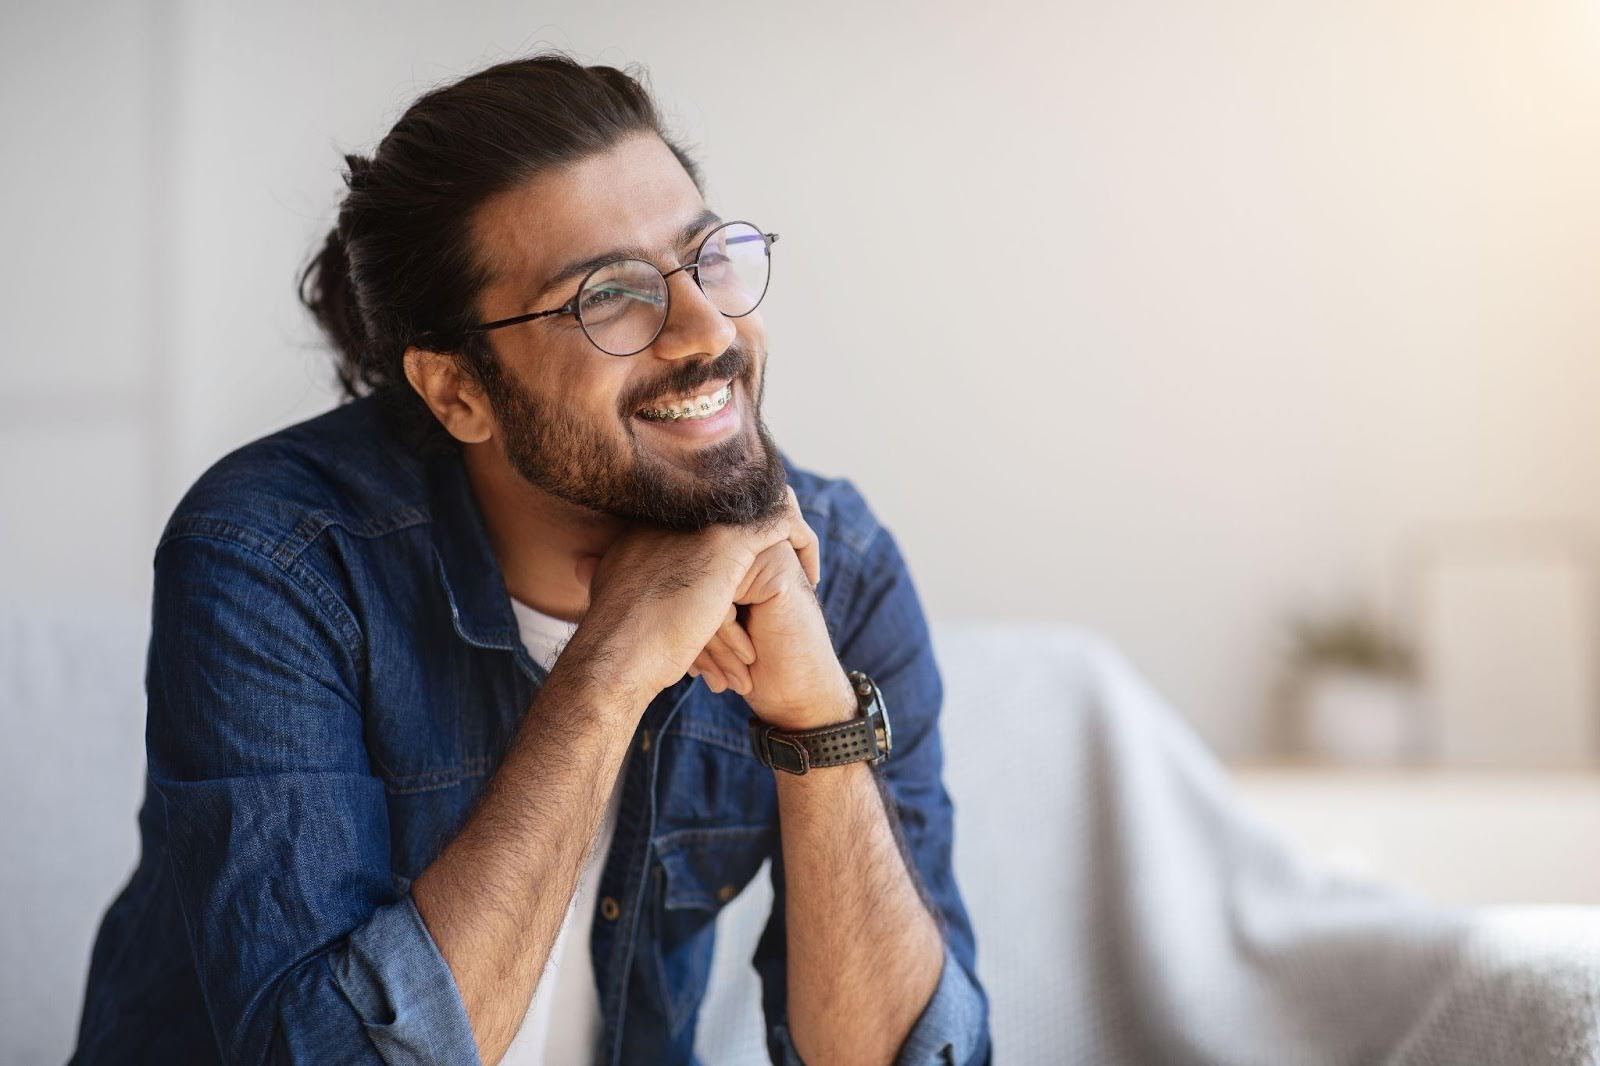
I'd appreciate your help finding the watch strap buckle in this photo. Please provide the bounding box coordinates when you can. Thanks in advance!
[749,719,811,775]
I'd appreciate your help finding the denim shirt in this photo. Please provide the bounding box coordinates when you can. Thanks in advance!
[71,394,991,1066]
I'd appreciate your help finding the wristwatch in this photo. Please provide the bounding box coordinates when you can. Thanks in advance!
[747,669,893,775]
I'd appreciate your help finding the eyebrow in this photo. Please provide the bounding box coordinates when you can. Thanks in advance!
[528,207,724,305]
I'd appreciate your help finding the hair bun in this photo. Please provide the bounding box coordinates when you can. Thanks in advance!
[342,153,376,191]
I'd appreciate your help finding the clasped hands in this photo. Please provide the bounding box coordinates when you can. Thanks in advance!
[572,485,856,732]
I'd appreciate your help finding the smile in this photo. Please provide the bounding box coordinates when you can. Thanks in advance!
[636,382,733,422]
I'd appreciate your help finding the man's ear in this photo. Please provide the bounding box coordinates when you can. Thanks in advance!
[402,346,494,444]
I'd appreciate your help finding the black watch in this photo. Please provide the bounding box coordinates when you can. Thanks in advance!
[747,669,893,775]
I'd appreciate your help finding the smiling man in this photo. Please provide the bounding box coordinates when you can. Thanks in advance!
[71,53,990,1066]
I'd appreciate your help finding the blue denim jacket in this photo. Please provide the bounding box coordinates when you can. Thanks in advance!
[72,394,991,1065]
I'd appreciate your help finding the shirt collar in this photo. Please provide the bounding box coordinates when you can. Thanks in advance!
[423,444,521,654]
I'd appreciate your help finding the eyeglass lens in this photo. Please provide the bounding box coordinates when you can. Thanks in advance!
[576,221,771,355]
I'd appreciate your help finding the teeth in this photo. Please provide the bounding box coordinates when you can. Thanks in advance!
[640,383,732,422]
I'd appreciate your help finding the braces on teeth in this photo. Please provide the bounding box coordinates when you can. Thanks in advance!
[639,383,732,422]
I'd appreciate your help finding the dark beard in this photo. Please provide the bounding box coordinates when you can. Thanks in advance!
[475,340,789,532]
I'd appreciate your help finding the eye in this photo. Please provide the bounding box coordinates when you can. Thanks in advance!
[578,286,623,313]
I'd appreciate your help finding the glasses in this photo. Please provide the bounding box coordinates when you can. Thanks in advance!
[461,220,778,356]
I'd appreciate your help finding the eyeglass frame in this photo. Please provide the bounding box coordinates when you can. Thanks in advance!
[457,220,780,356]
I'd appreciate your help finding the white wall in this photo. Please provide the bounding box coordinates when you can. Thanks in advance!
[0,0,171,609]
[5,0,1600,756]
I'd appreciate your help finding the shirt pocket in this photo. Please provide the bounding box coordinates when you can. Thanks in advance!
[651,824,774,1038]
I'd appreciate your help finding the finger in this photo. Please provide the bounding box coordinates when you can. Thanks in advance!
[793,522,820,589]
[740,538,818,607]
[691,646,723,688]
[733,545,777,603]
[703,634,752,694]
[784,486,821,587]
[719,604,757,665]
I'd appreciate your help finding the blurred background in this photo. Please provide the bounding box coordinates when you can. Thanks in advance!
[3,0,1599,1060]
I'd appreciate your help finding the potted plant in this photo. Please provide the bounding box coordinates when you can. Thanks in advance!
[1277,607,1421,764]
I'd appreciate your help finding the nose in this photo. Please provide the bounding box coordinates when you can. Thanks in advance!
[647,263,737,363]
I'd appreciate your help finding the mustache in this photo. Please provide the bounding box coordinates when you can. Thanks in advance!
[626,343,751,411]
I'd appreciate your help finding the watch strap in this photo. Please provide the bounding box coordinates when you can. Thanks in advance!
[748,714,881,774]
[747,669,889,775]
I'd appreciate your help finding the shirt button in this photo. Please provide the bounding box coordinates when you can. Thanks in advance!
[716,883,738,903]
[640,728,652,752]
[600,896,621,921]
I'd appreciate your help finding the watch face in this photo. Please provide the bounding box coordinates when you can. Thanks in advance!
[850,670,892,761]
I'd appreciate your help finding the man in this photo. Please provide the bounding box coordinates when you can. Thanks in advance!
[72,52,989,1066]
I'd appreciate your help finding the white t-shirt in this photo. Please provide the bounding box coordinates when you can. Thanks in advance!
[499,595,630,1066]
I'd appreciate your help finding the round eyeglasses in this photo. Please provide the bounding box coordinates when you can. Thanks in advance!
[461,220,778,356]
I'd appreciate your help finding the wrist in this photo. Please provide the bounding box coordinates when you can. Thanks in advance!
[541,642,650,725]
[749,668,893,776]
[751,666,859,732]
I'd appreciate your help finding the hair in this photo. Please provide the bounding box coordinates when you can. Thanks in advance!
[297,50,704,456]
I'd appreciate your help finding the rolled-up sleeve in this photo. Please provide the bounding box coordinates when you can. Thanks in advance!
[146,529,481,1065]
[755,481,993,1066]
[886,939,989,1066]
[768,938,987,1066]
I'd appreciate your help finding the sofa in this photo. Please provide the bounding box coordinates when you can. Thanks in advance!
[4,609,1598,1064]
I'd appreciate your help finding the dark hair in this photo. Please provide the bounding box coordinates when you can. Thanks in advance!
[297,50,703,456]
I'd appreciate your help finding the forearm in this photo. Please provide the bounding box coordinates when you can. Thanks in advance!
[774,740,946,1065]
[411,648,643,1065]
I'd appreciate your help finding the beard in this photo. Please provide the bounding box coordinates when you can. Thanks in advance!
[474,339,790,532]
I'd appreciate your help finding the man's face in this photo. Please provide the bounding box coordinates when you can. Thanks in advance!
[465,131,788,532]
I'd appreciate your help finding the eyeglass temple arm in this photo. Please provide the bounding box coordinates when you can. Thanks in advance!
[461,305,570,334]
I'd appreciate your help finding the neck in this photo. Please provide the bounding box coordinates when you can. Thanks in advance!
[460,440,624,624]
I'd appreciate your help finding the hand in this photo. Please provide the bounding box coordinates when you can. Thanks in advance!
[681,485,830,705]
[680,494,821,697]
[566,493,818,712]
[727,487,858,732]
[685,602,759,697]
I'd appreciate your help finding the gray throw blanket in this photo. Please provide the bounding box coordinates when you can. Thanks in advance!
[930,621,1600,1065]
